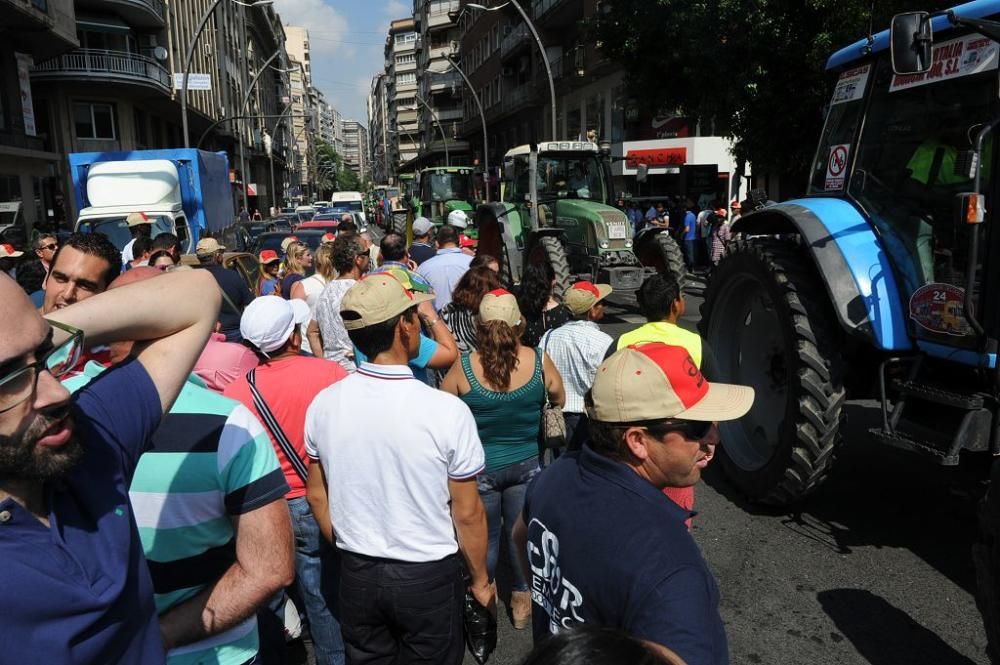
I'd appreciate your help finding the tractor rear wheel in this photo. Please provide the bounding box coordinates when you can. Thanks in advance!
[528,236,571,302]
[391,213,407,236]
[636,231,687,287]
[698,239,845,505]
[474,208,515,288]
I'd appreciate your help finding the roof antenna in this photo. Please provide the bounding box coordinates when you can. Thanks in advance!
[863,0,876,54]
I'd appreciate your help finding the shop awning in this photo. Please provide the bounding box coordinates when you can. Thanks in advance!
[75,14,131,34]
[625,148,688,168]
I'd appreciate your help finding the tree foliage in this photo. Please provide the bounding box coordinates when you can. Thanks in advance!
[315,141,361,195]
[596,0,954,195]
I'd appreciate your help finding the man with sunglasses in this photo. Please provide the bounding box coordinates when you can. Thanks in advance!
[0,268,220,663]
[16,234,57,300]
[513,342,755,665]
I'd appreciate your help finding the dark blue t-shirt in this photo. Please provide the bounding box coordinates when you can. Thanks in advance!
[523,445,728,665]
[204,264,254,343]
[0,359,164,664]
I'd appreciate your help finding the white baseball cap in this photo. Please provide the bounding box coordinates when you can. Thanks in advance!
[240,296,310,355]
[447,209,468,229]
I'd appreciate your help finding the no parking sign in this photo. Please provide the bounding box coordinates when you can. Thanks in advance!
[824,144,850,190]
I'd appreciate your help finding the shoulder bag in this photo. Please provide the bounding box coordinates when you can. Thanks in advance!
[539,334,567,450]
[246,368,308,483]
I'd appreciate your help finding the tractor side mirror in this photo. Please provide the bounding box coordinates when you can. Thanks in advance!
[890,12,933,75]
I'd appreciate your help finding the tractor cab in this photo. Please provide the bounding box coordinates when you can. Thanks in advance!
[418,166,477,232]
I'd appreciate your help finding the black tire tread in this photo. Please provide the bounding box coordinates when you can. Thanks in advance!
[699,238,846,505]
[539,236,571,302]
[654,232,688,287]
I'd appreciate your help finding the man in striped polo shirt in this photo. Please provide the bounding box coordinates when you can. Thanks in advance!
[64,267,294,665]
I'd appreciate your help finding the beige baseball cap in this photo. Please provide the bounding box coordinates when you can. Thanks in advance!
[478,289,522,327]
[195,237,226,257]
[590,342,755,423]
[340,272,434,331]
[126,211,152,227]
[565,281,612,315]
[0,244,24,259]
[281,236,300,253]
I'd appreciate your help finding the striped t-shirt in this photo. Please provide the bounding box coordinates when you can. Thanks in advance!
[65,362,289,665]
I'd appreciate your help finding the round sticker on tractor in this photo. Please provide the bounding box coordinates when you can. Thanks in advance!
[909,283,972,336]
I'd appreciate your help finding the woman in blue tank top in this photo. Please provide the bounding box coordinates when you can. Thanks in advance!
[441,289,565,630]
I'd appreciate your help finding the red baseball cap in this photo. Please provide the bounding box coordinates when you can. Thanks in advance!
[259,249,280,264]
[0,244,24,259]
[590,343,754,422]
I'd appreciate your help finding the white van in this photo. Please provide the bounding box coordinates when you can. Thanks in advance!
[330,191,365,222]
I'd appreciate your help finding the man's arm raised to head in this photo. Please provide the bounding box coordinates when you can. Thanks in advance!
[47,269,221,414]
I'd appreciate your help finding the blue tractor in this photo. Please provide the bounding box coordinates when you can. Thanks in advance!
[699,1,1000,652]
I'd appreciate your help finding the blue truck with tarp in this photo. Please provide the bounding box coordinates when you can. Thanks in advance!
[698,1,1000,655]
[68,149,233,254]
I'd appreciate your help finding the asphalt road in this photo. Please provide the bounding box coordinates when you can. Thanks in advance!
[469,281,992,665]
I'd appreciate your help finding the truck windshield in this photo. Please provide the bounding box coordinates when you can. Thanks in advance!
[847,55,997,299]
[422,173,471,202]
[78,215,174,251]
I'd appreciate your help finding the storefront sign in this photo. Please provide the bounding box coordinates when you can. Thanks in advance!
[890,33,998,92]
[15,53,36,137]
[625,148,688,168]
[831,64,870,105]
[246,183,258,196]
[824,144,850,190]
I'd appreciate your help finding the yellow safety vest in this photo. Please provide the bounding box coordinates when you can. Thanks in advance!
[616,322,703,368]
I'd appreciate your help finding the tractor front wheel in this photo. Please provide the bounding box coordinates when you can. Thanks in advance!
[528,236,571,302]
[699,239,845,505]
[636,231,687,287]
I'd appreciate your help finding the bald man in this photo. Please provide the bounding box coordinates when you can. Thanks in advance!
[0,268,219,663]
[63,266,294,665]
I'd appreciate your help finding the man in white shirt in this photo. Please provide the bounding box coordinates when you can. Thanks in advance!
[540,281,614,450]
[305,272,493,665]
[417,224,472,311]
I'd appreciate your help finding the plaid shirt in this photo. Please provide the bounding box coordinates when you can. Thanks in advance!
[540,320,613,414]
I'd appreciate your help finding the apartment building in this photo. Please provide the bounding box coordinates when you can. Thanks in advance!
[386,17,419,176]
[341,119,368,182]
[411,0,468,169]
[367,72,390,184]
[0,0,77,235]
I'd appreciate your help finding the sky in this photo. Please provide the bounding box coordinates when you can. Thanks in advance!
[271,0,410,128]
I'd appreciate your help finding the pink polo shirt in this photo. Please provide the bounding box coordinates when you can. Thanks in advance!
[194,333,260,392]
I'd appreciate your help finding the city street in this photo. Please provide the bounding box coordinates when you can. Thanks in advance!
[469,283,992,665]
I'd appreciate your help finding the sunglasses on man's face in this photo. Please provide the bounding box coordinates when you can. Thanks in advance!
[38,243,57,252]
[643,419,714,442]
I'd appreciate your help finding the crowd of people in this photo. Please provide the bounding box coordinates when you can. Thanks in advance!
[0,211,756,665]
[621,197,740,271]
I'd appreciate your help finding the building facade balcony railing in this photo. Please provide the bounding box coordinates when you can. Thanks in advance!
[77,0,166,27]
[501,82,540,114]
[32,48,171,93]
[533,0,569,20]
[500,24,530,60]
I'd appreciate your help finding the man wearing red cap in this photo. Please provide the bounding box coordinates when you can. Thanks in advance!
[514,342,754,665]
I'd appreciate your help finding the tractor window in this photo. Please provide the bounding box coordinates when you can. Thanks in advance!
[848,54,997,303]
[504,156,531,203]
[808,63,869,194]
[537,155,605,202]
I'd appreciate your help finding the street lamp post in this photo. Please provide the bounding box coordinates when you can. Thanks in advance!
[436,54,490,201]
[180,0,274,148]
[463,1,556,140]
[413,94,449,167]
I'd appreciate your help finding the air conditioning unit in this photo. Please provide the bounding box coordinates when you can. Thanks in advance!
[449,40,460,53]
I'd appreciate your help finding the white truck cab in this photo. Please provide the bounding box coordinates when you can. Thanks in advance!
[330,191,366,222]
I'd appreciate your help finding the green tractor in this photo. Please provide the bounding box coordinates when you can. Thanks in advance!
[474,140,684,299]
[418,166,479,237]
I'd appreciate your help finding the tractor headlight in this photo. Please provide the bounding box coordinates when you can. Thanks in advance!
[625,239,633,248]
[599,241,609,249]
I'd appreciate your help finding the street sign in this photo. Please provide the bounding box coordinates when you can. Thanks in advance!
[173,73,212,91]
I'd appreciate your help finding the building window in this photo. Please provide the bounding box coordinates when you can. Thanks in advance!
[74,103,116,140]
[396,53,416,65]
[398,72,416,85]
[395,32,417,45]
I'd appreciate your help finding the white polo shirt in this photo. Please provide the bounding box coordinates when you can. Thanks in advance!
[305,361,485,562]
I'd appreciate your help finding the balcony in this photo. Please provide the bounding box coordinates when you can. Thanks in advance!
[502,82,540,115]
[425,0,459,30]
[77,0,166,27]
[426,70,461,95]
[500,23,530,60]
[32,49,171,94]
[532,0,578,26]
